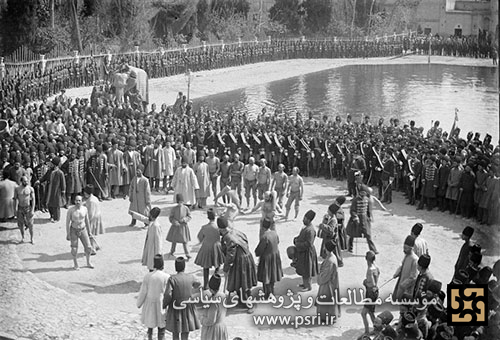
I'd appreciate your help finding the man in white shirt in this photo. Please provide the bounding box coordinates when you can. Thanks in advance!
[411,223,429,258]
[162,140,176,193]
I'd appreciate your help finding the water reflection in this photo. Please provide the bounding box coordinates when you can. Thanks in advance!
[197,64,499,141]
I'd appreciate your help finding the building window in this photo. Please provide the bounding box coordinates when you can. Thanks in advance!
[455,28,462,37]
[424,28,432,35]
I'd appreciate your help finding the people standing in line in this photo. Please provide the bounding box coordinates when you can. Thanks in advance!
[13,175,35,244]
[284,166,304,221]
[316,240,340,324]
[142,207,164,272]
[137,254,170,340]
[195,208,225,290]
[255,218,283,299]
[293,210,319,292]
[66,195,93,270]
[360,250,380,336]
[128,164,151,228]
[164,257,200,340]
[167,194,192,260]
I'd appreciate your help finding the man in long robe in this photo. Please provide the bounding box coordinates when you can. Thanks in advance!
[316,240,340,323]
[392,235,418,302]
[123,141,141,199]
[162,140,176,192]
[108,140,126,198]
[294,210,319,291]
[129,164,151,227]
[41,156,66,222]
[172,157,199,207]
[453,226,474,279]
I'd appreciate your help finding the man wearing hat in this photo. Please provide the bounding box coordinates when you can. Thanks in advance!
[255,217,283,299]
[128,164,151,228]
[410,223,428,258]
[293,210,319,291]
[392,236,418,303]
[318,202,343,266]
[453,226,474,279]
[141,207,163,271]
[164,257,200,340]
[195,273,228,340]
[418,156,438,211]
[172,155,199,207]
[413,254,433,300]
[123,140,141,197]
[436,155,450,212]
[445,156,464,214]
[317,240,340,323]
[137,254,170,340]
[346,187,378,254]
[217,217,257,311]
[38,156,66,222]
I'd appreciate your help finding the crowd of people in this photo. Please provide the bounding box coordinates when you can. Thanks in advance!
[1,32,497,108]
[0,36,499,340]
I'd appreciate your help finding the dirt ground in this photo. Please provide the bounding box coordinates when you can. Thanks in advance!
[1,55,499,340]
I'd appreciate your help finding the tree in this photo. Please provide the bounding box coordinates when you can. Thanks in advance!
[0,0,38,55]
[269,0,302,34]
[302,0,332,34]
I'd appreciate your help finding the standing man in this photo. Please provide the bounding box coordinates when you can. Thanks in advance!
[410,223,428,258]
[255,218,283,299]
[41,157,66,223]
[446,157,464,214]
[271,164,288,209]
[293,210,319,292]
[413,254,433,300]
[13,175,35,244]
[128,164,152,227]
[453,226,474,279]
[284,167,304,221]
[171,157,199,207]
[206,149,220,199]
[229,153,244,204]
[219,155,231,203]
[381,148,395,204]
[257,158,272,201]
[66,195,93,270]
[164,257,201,340]
[108,139,126,199]
[318,202,344,267]
[242,157,259,209]
[418,156,438,211]
[123,141,142,199]
[392,235,418,302]
[162,140,176,193]
[346,188,378,254]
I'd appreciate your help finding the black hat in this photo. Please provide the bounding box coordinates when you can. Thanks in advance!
[328,203,340,215]
[84,184,94,194]
[150,207,161,219]
[377,310,394,325]
[428,302,445,319]
[175,193,184,203]
[175,257,186,272]
[453,270,470,284]
[286,246,296,260]
[401,311,416,326]
[335,196,346,205]
[304,210,316,222]
[404,235,415,247]
[470,253,482,265]
[418,254,431,269]
[411,223,423,236]
[208,273,222,291]
[366,250,376,262]
[262,218,272,229]
[427,279,442,294]
[207,208,215,221]
[51,156,60,166]
[462,226,474,238]
[153,254,164,270]
[217,217,229,229]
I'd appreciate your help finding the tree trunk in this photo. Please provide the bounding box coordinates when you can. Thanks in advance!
[70,0,83,51]
[367,0,375,36]
[350,0,357,38]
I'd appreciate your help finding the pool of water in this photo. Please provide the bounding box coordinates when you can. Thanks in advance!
[195,64,499,141]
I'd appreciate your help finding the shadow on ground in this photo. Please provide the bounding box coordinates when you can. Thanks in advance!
[76,280,141,294]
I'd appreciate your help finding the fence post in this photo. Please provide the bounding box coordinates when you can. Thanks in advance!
[220,40,224,51]
[238,37,242,48]
[160,47,165,56]
[182,44,187,53]
[254,36,258,44]
[73,50,80,65]
[106,51,112,66]
[268,36,271,44]
[301,36,306,42]
[0,57,4,82]
[202,41,207,52]
[40,54,46,74]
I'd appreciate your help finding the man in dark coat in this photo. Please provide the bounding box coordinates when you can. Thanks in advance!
[318,202,343,266]
[39,156,66,222]
[255,218,283,299]
[418,156,438,211]
[453,226,474,280]
[436,156,451,211]
[381,148,395,204]
[217,217,257,312]
[293,209,319,291]
[346,187,378,254]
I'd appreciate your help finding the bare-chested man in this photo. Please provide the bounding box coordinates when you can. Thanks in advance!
[271,164,288,209]
[14,176,35,244]
[206,149,220,198]
[66,195,93,270]
[285,167,304,220]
